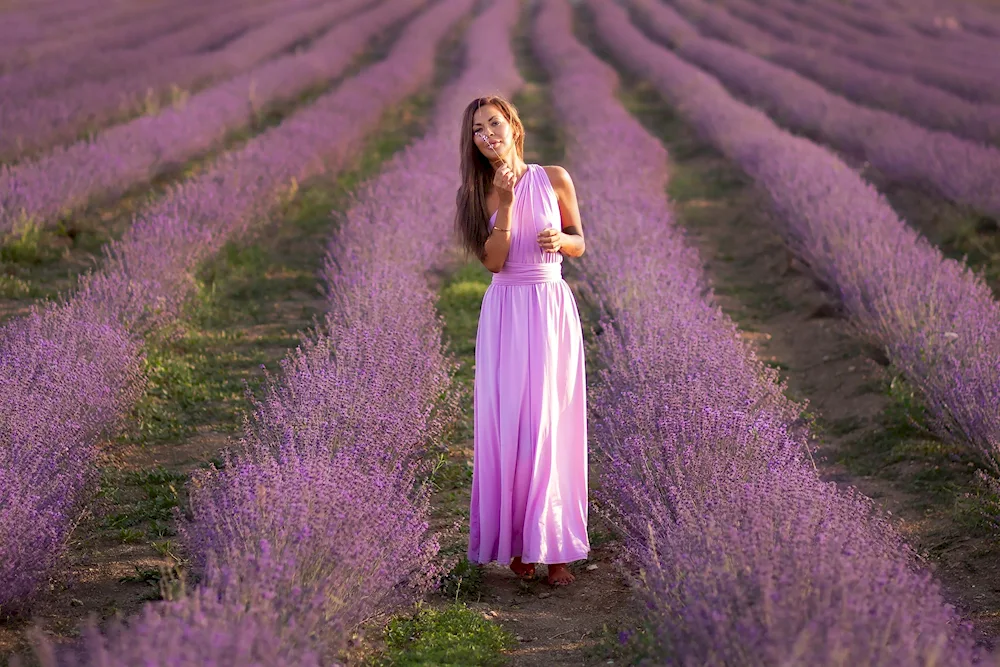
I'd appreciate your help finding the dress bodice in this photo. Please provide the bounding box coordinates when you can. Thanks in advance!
[489,163,563,267]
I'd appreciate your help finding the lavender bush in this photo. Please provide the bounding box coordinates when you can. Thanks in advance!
[0,0,372,161]
[0,0,472,612]
[714,0,994,77]
[0,0,424,235]
[807,0,1000,60]
[534,0,985,662]
[0,0,298,103]
[0,304,143,614]
[632,0,1000,219]
[0,0,227,82]
[15,548,326,667]
[768,0,1000,65]
[179,443,443,656]
[883,0,1000,39]
[665,0,1000,147]
[743,0,1000,105]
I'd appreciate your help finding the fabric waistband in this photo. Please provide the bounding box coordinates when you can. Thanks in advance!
[491,262,563,286]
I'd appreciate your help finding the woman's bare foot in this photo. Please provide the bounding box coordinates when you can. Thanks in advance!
[510,557,536,579]
[546,563,575,586]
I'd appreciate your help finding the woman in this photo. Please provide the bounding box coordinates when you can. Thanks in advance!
[454,95,588,586]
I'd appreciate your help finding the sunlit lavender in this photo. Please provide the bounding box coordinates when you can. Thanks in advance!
[3,0,1000,662]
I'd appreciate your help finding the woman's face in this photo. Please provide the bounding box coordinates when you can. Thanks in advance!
[471,104,515,162]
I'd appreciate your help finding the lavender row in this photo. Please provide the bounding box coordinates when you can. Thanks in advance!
[0,0,470,614]
[715,0,998,71]
[12,449,444,666]
[0,0,168,60]
[880,0,1000,39]
[703,0,1000,89]
[788,0,1000,62]
[740,0,1000,105]
[673,0,1000,108]
[0,0,216,75]
[778,0,998,61]
[681,0,995,75]
[0,0,297,103]
[741,0,998,71]
[666,0,1000,148]
[15,2,519,661]
[638,1,1000,219]
[172,0,522,655]
[669,0,1000,122]
[535,1,984,662]
[607,3,1000,494]
[0,0,172,50]
[0,0,369,162]
[0,0,424,236]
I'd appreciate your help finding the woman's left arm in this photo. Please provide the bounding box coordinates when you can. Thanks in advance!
[539,165,585,258]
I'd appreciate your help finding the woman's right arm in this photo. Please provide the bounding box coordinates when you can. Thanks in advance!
[481,164,516,273]
[482,203,512,273]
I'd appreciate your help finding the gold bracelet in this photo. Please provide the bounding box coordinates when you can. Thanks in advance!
[493,227,510,233]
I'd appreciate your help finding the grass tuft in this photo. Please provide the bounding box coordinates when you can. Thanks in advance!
[0,220,45,264]
[375,603,514,667]
[437,557,484,602]
[436,262,490,439]
[587,622,658,665]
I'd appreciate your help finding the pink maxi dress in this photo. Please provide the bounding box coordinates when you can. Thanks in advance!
[468,163,590,566]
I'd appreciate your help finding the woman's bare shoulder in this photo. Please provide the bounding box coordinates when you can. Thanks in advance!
[542,165,575,194]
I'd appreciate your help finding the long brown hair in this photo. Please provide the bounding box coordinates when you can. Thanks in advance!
[454,95,525,259]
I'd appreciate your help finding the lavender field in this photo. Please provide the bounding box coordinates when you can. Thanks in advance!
[1,0,999,664]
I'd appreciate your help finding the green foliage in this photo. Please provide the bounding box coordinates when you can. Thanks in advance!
[835,374,996,533]
[376,604,514,667]
[587,623,657,666]
[436,262,490,444]
[100,467,184,531]
[117,528,145,544]
[437,556,484,601]
[0,220,44,264]
[430,452,474,492]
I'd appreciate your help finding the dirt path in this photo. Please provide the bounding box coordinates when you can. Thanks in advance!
[614,78,1000,648]
[471,541,635,666]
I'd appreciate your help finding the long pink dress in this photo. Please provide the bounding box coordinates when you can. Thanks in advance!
[468,163,589,566]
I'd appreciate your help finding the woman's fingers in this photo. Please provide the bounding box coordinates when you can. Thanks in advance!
[537,228,561,252]
[493,166,521,195]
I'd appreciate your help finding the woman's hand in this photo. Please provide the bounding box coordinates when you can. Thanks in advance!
[537,228,563,253]
[494,164,517,205]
